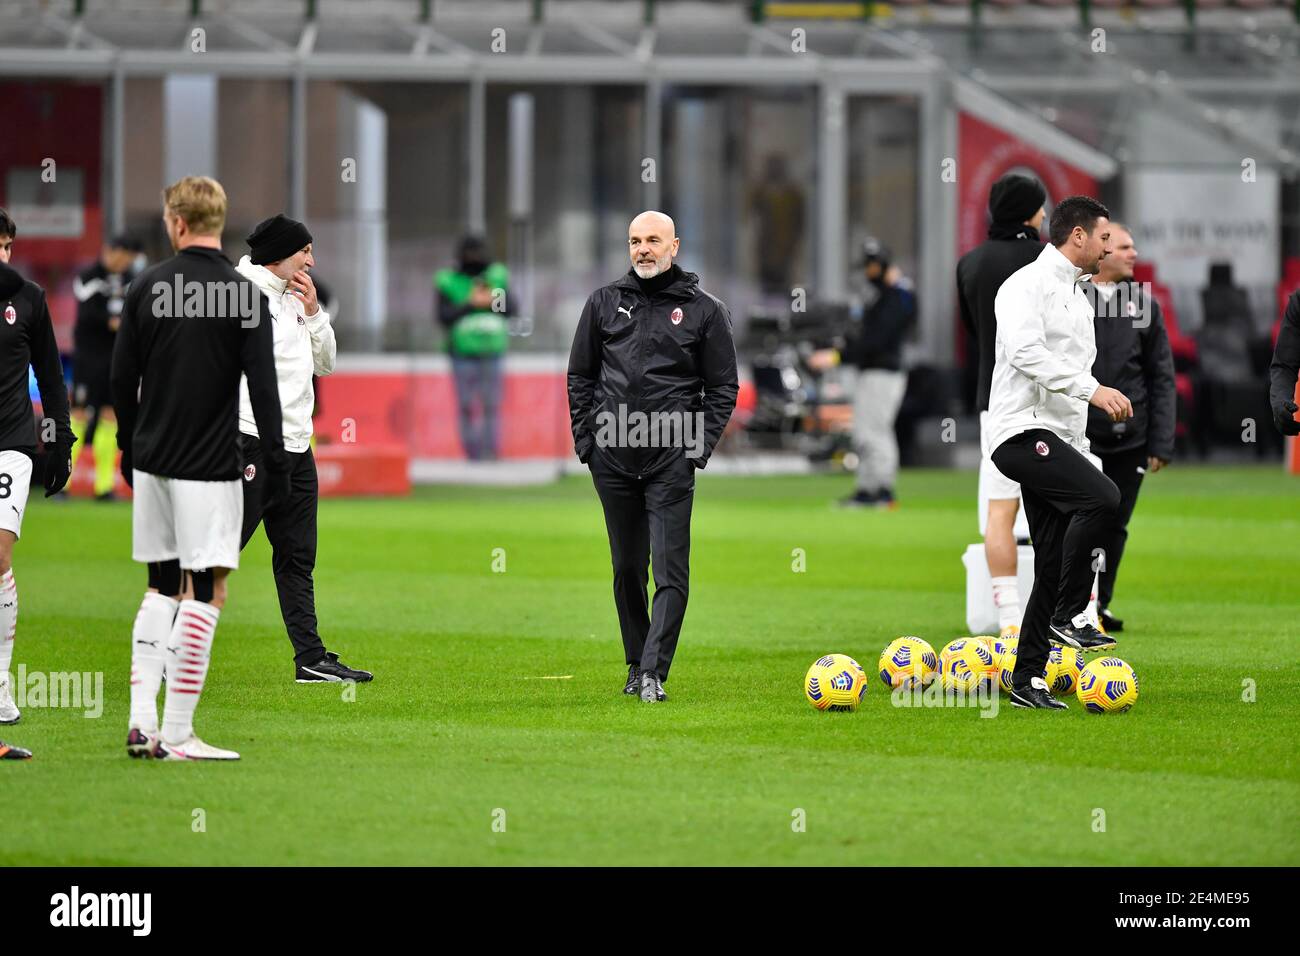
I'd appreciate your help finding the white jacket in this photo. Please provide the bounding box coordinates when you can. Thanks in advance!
[235,255,336,453]
[986,243,1100,453]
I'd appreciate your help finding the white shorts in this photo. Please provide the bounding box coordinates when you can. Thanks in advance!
[978,411,1027,538]
[0,450,33,541]
[131,470,242,570]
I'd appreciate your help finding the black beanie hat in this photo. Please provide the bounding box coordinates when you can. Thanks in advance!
[988,174,1047,226]
[246,214,313,266]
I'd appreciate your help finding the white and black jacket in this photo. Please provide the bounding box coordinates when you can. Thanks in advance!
[987,243,1101,454]
[235,256,336,454]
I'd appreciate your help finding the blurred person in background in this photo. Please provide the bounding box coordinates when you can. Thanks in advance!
[1269,287,1300,437]
[435,236,510,461]
[749,154,805,298]
[71,234,143,501]
[839,238,915,509]
[1082,223,1176,633]
[956,172,1047,641]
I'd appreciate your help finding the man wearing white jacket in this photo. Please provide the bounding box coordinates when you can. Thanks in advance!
[988,196,1131,710]
[236,214,372,684]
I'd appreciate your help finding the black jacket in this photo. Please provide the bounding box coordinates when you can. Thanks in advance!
[957,223,1043,411]
[111,245,287,482]
[843,283,914,371]
[1269,290,1300,416]
[1083,280,1177,461]
[567,266,738,476]
[73,261,132,362]
[0,262,73,456]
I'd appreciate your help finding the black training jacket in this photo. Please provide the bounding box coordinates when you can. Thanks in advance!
[567,267,738,476]
[843,284,914,371]
[957,224,1044,412]
[0,262,73,456]
[110,245,287,482]
[1082,280,1177,461]
[1269,290,1300,416]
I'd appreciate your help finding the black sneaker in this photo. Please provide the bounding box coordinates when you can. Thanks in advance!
[0,739,33,759]
[296,651,374,683]
[839,490,879,508]
[1099,607,1124,633]
[875,488,898,509]
[623,664,642,696]
[639,670,667,703]
[1049,615,1117,652]
[1009,677,1069,710]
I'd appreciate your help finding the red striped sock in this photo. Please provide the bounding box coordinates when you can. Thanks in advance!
[161,599,220,745]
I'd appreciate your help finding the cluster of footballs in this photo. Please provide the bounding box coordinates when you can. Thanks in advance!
[803,637,1139,714]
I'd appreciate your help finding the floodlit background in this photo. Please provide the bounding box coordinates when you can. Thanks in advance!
[2,0,1297,483]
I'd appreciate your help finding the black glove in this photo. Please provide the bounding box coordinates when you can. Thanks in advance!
[120,446,134,489]
[43,440,73,497]
[1274,399,1300,437]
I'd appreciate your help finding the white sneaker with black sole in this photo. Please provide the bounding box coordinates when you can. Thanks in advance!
[1050,613,1117,652]
[151,735,240,761]
[1009,676,1068,710]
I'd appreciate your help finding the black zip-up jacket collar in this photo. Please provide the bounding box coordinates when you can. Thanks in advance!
[567,267,738,477]
[611,265,697,301]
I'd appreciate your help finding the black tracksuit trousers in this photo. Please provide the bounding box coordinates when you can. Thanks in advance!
[589,451,695,681]
[239,435,326,666]
[992,429,1120,688]
[1093,446,1147,611]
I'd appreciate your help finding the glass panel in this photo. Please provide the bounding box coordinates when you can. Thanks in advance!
[305,80,468,353]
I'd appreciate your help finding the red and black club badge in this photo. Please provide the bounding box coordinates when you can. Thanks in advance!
[670,307,683,325]
[244,464,257,481]
[1035,441,1050,457]
[3,305,15,325]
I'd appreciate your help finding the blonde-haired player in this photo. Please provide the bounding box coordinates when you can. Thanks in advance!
[111,176,289,760]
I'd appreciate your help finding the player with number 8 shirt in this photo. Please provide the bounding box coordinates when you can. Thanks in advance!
[0,207,76,755]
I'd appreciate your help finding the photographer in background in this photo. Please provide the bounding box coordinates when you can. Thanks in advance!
[839,238,915,509]
[435,235,511,462]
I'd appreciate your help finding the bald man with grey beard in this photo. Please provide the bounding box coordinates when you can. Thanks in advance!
[567,212,738,703]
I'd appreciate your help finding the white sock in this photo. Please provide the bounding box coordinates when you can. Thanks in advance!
[1085,571,1101,626]
[991,575,1021,631]
[129,591,178,734]
[0,569,16,682]
[161,600,220,745]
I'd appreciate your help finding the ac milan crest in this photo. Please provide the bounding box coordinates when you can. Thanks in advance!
[670,307,683,325]
[1034,441,1050,457]
[3,305,15,325]
[243,464,257,481]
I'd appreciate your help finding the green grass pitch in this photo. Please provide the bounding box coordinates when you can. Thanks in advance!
[3,465,1297,866]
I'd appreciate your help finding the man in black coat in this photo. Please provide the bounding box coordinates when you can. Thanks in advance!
[956,173,1047,640]
[567,211,738,704]
[1082,223,1176,632]
[1270,290,1300,436]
